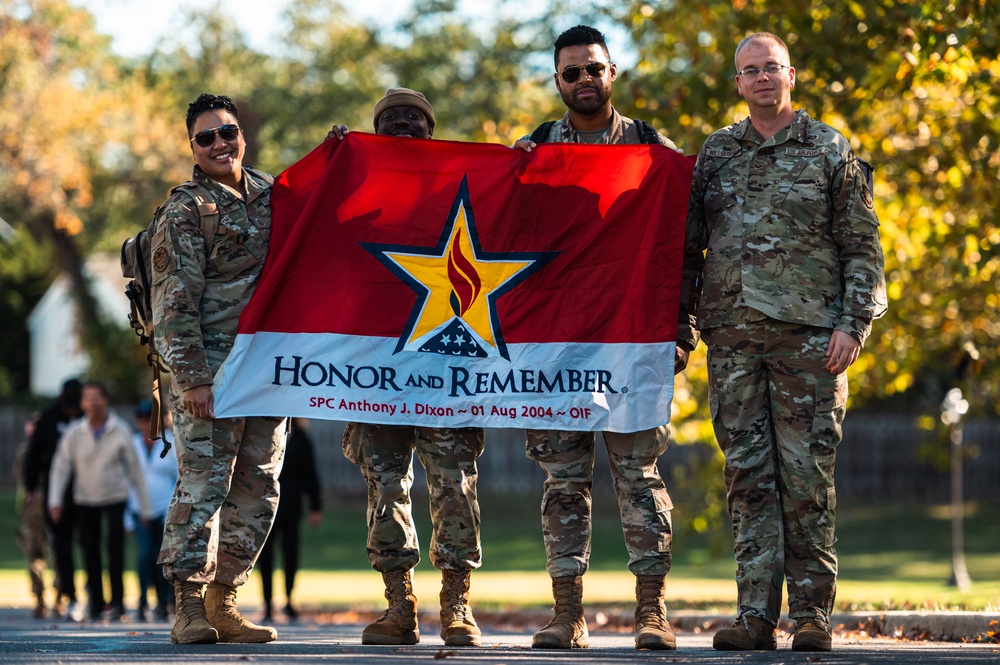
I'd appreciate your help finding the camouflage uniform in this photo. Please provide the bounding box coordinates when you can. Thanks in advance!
[683,110,887,624]
[152,165,287,587]
[343,423,484,573]
[523,107,691,579]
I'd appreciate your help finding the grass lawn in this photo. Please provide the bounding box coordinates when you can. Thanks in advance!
[1,491,997,612]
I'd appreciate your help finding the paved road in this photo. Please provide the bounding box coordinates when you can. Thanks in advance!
[1,610,997,664]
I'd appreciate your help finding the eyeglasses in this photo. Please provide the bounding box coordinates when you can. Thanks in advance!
[190,124,241,147]
[737,64,791,79]
[559,61,607,83]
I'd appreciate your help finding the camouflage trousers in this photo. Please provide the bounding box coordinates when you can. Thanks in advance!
[17,496,48,598]
[159,383,286,587]
[525,427,673,578]
[704,320,847,625]
[343,422,484,573]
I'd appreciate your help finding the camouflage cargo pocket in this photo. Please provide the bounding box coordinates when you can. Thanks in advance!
[341,422,363,466]
[165,501,193,525]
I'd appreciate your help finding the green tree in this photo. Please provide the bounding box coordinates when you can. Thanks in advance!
[1,0,192,398]
[612,0,999,413]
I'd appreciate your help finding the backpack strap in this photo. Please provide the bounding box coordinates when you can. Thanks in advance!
[636,119,660,145]
[529,121,557,144]
[172,181,221,255]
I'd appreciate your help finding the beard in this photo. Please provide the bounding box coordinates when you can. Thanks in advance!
[561,83,612,115]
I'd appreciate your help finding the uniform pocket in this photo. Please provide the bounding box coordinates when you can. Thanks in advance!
[341,422,363,466]
[212,222,263,278]
[809,371,848,452]
[165,501,193,525]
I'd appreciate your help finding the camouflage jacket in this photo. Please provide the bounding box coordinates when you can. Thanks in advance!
[150,165,273,392]
[682,110,887,345]
[520,107,695,350]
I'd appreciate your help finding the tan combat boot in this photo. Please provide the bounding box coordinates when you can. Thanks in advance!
[170,580,218,644]
[532,575,588,649]
[792,617,833,651]
[204,582,277,643]
[713,615,777,650]
[361,570,420,645]
[439,570,481,646]
[634,575,676,650]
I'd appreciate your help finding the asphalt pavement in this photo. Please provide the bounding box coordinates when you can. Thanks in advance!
[1,608,998,665]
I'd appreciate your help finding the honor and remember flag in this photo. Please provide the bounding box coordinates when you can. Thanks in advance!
[213,132,693,432]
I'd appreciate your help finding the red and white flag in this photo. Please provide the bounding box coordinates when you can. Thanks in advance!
[213,133,692,431]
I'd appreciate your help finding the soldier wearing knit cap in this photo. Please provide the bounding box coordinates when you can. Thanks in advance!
[372,87,436,134]
[327,90,484,649]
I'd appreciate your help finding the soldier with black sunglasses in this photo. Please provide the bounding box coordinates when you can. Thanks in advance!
[149,93,287,646]
[513,24,695,653]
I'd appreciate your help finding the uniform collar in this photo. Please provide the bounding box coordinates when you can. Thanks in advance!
[560,106,626,144]
[191,165,269,204]
[733,109,812,146]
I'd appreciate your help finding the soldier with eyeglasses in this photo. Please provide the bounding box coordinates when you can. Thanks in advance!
[513,24,695,653]
[681,32,886,652]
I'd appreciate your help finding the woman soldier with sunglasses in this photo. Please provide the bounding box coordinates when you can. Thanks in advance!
[513,25,696,653]
[149,93,286,645]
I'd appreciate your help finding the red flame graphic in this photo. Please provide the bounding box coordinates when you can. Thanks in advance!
[448,229,482,316]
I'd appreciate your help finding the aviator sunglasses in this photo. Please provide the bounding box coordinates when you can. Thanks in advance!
[559,61,607,83]
[190,124,241,147]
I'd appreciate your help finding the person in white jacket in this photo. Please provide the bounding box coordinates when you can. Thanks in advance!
[48,382,151,621]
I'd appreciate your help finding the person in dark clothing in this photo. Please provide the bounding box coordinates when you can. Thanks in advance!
[258,419,322,621]
[22,378,83,620]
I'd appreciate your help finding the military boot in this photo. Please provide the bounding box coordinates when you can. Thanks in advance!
[634,575,676,650]
[439,570,481,646]
[532,575,588,649]
[792,617,833,651]
[713,615,777,650]
[361,570,419,645]
[170,580,218,644]
[204,582,277,643]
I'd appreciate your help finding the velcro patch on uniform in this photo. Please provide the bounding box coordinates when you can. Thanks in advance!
[153,246,170,272]
[786,147,825,157]
[704,147,740,158]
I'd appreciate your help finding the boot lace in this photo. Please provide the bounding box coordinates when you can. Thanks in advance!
[635,578,667,627]
[443,574,470,623]
[178,584,208,623]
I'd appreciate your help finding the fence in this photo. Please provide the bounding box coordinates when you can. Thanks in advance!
[1,405,997,501]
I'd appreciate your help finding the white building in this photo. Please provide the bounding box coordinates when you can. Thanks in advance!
[26,253,130,397]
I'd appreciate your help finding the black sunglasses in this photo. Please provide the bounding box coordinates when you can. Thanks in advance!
[190,124,241,147]
[559,61,607,83]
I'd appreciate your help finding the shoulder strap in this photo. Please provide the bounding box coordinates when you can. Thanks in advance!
[636,119,659,145]
[529,121,557,144]
[173,181,221,254]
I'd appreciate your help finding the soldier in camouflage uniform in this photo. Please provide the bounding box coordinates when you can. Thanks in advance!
[14,416,49,619]
[681,33,887,652]
[513,26,694,652]
[151,93,286,645]
[330,88,485,648]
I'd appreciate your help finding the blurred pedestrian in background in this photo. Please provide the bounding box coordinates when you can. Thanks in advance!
[22,377,83,620]
[258,418,322,622]
[14,413,48,618]
[128,401,178,622]
[48,381,152,621]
